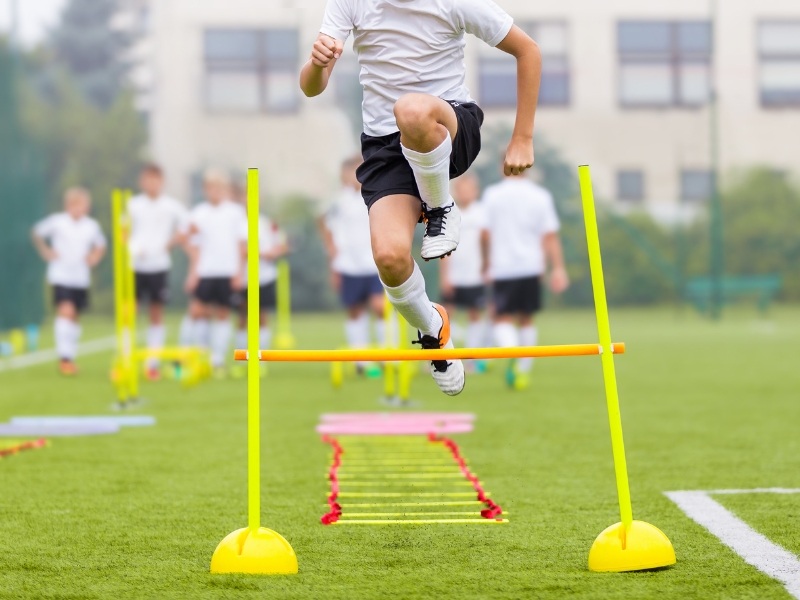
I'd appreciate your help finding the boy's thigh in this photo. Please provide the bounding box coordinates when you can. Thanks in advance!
[53,286,89,313]
[194,278,233,308]
[368,194,423,253]
[492,277,541,317]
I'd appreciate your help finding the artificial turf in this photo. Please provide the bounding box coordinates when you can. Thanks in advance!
[0,306,799,599]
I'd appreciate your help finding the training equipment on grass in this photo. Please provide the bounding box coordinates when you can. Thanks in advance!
[0,438,47,458]
[317,413,474,436]
[11,416,155,428]
[0,423,119,437]
[212,165,675,575]
[321,434,506,525]
[111,189,211,407]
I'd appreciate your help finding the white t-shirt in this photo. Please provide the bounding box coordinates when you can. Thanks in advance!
[482,179,560,281]
[33,213,107,289]
[189,200,247,278]
[320,0,513,136]
[447,201,487,287]
[127,194,189,273]
[239,214,284,286]
[324,186,378,277]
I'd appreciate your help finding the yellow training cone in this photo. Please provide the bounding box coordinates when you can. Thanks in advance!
[211,527,298,575]
[589,521,676,572]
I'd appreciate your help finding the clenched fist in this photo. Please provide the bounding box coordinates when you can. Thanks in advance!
[311,35,344,68]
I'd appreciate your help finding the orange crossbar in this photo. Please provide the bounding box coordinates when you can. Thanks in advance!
[233,343,625,363]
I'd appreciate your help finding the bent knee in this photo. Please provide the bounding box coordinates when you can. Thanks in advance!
[372,245,411,277]
[393,94,437,130]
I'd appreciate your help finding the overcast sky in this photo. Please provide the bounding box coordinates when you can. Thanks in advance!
[0,0,67,47]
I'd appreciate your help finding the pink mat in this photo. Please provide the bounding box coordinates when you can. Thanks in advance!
[316,412,475,435]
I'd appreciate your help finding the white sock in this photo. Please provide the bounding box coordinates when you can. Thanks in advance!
[493,322,519,348]
[235,329,248,352]
[146,324,166,368]
[69,321,82,360]
[382,262,440,337]
[401,136,453,209]
[179,315,194,346]
[55,317,73,361]
[210,320,232,368]
[466,320,485,350]
[373,319,386,348]
[194,319,210,349]
[517,326,538,373]
[259,326,272,351]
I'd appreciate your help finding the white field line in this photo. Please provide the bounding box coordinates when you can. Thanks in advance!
[665,489,800,599]
[0,336,117,373]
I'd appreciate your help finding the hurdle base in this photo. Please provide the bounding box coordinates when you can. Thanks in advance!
[588,520,675,572]
[273,334,296,350]
[210,527,298,575]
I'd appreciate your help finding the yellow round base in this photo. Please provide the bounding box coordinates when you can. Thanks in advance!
[210,527,298,575]
[273,334,296,350]
[588,520,676,572]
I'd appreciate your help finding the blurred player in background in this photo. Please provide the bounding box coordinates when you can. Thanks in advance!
[318,156,385,373]
[231,190,289,379]
[440,173,488,373]
[482,168,569,390]
[184,169,246,377]
[31,187,106,376]
[127,163,189,380]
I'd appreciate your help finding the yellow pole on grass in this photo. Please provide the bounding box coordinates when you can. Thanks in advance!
[383,295,397,397]
[580,165,675,572]
[578,165,633,532]
[111,190,127,401]
[122,190,140,400]
[247,170,261,533]
[274,259,296,349]
[210,168,298,574]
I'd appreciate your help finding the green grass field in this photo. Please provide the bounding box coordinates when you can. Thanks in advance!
[1,306,799,599]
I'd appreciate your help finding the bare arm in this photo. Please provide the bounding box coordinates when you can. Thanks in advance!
[184,227,200,292]
[31,231,57,262]
[316,216,337,262]
[439,256,453,296]
[300,34,344,97]
[543,232,569,294]
[496,25,542,176]
[86,245,106,267]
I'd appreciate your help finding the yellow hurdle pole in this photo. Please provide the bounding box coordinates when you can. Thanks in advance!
[247,169,261,533]
[397,312,412,401]
[111,190,127,401]
[234,343,625,363]
[578,165,633,534]
[122,191,140,399]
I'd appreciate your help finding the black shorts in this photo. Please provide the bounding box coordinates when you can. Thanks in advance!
[232,282,277,311]
[443,285,486,310]
[340,274,383,308]
[357,101,484,209]
[53,286,89,313]
[135,271,169,304]
[493,277,542,316]
[194,277,233,307]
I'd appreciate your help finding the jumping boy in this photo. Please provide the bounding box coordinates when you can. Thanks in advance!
[440,173,487,372]
[127,163,189,379]
[318,156,385,370]
[482,169,569,390]
[32,187,107,375]
[300,0,541,395]
[184,169,246,377]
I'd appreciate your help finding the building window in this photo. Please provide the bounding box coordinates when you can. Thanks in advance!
[618,170,644,202]
[680,170,715,202]
[618,21,712,108]
[758,21,800,107]
[204,29,299,113]
[480,21,570,108]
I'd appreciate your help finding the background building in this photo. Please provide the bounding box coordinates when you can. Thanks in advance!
[134,0,800,217]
